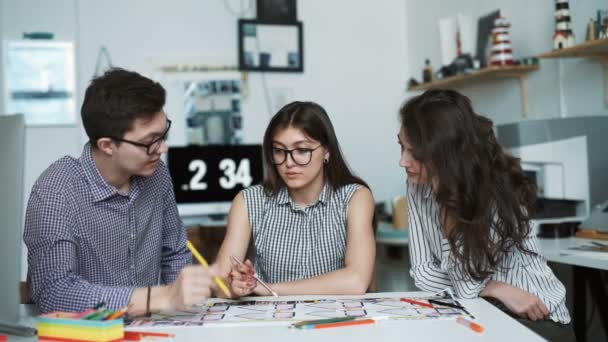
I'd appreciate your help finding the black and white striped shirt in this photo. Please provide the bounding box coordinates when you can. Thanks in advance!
[242,183,362,284]
[406,181,571,323]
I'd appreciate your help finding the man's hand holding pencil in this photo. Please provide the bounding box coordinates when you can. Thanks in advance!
[164,264,222,311]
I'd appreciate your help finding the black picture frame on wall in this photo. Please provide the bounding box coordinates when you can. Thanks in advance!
[238,19,303,73]
[256,0,297,23]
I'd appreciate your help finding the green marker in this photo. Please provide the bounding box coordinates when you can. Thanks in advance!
[291,316,359,328]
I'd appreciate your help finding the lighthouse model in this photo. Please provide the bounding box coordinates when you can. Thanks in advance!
[553,0,576,49]
[490,16,514,67]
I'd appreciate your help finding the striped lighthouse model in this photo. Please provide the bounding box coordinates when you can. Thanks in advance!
[553,0,575,49]
[490,16,514,66]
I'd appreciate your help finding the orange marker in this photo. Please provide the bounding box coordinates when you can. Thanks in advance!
[104,308,127,320]
[456,316,484,333]
[400,297,434,308]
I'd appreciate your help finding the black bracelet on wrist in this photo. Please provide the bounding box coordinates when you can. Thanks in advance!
[145,286,152,317]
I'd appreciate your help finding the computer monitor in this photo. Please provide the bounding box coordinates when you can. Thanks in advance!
[167,145,264,225]
[0,114,25,324]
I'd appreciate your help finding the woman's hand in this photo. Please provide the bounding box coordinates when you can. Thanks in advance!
[483,281,550,321]
[228,259,257,298]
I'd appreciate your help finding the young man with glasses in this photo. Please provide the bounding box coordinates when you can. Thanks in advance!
[24,68,220,316]
[215,101,376,297]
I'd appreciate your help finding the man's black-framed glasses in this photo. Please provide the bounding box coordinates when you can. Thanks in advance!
[271,145,322,166]
[113,119,172,155]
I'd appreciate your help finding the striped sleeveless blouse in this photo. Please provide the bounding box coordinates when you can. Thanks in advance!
[242,182,362,284]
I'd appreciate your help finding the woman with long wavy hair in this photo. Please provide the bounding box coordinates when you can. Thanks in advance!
[398,89,574,341]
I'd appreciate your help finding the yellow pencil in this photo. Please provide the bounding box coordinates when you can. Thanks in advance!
[186,240,231,298]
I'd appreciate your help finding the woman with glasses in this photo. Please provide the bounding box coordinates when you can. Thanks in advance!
[216,101,376,297]
[398,89,574,342]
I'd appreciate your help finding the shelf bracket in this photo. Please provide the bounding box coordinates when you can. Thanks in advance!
[589,56,608,107]
[516,75,529,117]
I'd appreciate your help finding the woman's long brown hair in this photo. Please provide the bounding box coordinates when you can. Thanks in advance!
[400,89,537,281]
[262,101,370,194]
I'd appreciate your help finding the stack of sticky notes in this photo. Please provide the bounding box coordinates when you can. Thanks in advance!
[38,307,126,342]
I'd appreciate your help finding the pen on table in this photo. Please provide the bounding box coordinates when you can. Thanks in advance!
[428,299,464,309]
[400,297,434,308]
[297,319,376,330]
[186,240,231,298]
[231,255,279,297]
[456,316,484,333]
[291,316,359,328]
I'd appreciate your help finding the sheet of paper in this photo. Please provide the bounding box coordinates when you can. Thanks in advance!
[127,293,473,328]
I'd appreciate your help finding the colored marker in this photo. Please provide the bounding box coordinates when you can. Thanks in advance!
[82,310,103,320]
[304,319,375,329]
[456,316,484,333]
[428,299,464,309]
[88,309,113,321]
[104,308,127,320]
[292,316,359,328]
[74,308,96,319]
[124,331,175,340]
[400,297,434,308]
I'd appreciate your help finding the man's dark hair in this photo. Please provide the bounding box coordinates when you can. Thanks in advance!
[81,68,166,147]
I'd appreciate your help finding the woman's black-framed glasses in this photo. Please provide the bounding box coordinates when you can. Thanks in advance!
[271,145,322,166]
[112,119,172,155]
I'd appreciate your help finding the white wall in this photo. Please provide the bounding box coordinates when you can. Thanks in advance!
[75,0,409,203]
[1,0,83,211]
[405,0,608,124]
[2,0,409,211]
[0,1,4,116]
[1,0,82,280]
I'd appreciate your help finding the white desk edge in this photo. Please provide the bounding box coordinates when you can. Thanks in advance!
[14,292,545,342]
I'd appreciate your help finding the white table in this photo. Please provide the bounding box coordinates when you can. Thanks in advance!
[537,237,608,271]
[538,237,608,342]
[12,292,544,342]
[372,231,607,341]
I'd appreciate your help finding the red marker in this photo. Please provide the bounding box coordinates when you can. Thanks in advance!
[400,297,434,308]
[124,331,175,341]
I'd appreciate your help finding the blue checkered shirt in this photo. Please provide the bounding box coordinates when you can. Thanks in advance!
[24,143,192,313]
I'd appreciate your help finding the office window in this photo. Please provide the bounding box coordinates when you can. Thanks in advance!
[4,41,76,125]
